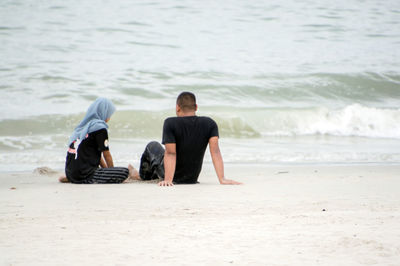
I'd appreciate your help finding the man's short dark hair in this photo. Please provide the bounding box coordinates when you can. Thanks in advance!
[176,92,196,112]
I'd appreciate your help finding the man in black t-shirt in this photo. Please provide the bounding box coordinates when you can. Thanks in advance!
[138,92,241,186]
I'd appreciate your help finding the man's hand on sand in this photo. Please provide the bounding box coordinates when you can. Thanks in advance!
[158,180,174,186]
[220,178,242,185]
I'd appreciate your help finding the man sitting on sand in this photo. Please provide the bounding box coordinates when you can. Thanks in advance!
[137,92,241,186]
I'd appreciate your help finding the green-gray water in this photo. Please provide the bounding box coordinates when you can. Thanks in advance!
[1,0,400,171]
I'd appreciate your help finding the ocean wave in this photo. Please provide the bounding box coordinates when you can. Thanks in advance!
[213,104,400,139]
[197,72,400,108]
[2,71,400,120]
[1,104,399,142]
[291,104,400,138]
[1,105,400,169]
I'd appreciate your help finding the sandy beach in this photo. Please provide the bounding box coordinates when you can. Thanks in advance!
[1,164,399,265]
[1,0,400,265]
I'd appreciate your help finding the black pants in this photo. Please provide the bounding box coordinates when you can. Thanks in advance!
[139,141,165,180]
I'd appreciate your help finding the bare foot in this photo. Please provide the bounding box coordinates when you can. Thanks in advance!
[127,164,141,181]
[58,176,69,183]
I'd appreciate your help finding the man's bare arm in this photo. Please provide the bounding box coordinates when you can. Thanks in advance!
[159,143,176,186]
[100,156,107,168]
[102,150,114,168]
[209,136,242,185]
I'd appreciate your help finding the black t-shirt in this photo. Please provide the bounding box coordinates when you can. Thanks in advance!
[162,116,219,184]
[65,128,109,183]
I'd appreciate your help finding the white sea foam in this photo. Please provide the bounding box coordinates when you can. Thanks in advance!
[301,104,400,139]
[211,104,400,139]
[263,104,400,139]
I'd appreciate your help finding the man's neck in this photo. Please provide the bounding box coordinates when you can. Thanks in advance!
[178,111,196,117]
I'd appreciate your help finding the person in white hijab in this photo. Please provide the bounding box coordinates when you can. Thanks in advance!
[59,98,139,183]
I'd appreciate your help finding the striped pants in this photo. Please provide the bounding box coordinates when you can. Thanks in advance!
[83,167,129,184]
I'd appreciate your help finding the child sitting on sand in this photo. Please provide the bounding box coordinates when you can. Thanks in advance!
[59,98,138,183]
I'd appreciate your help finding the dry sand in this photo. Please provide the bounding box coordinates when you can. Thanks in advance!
[1,164,400,265]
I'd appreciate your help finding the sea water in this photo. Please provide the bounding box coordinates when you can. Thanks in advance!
[1,0,400,171]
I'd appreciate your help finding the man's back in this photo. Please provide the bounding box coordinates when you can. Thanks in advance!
[162,116,218,183]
